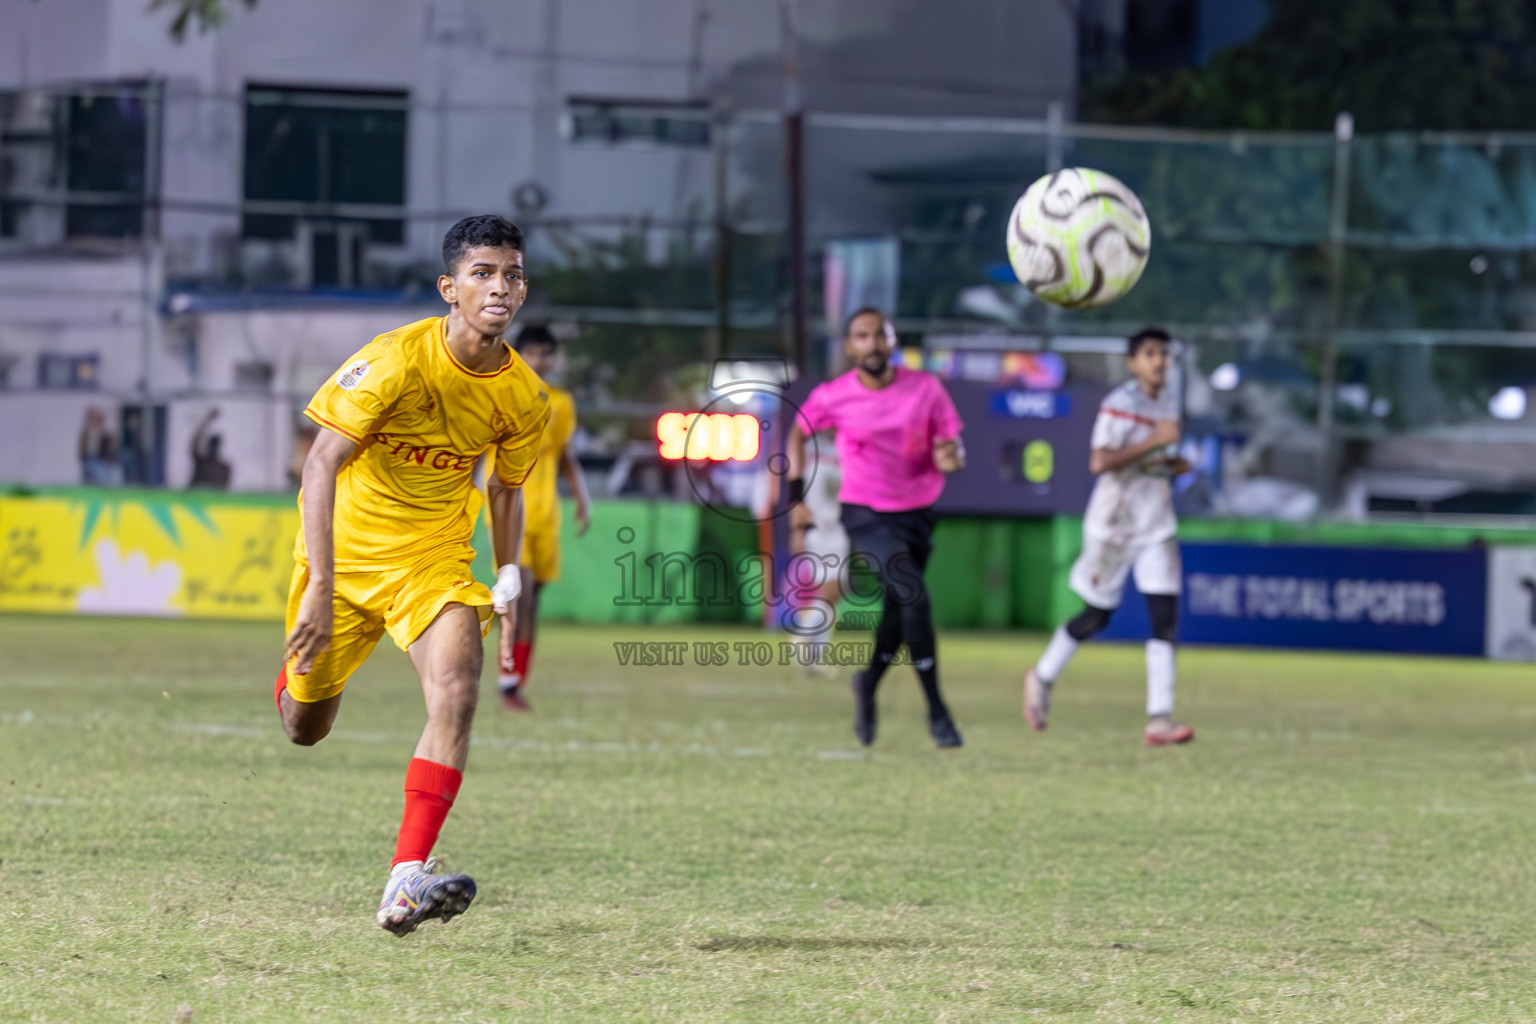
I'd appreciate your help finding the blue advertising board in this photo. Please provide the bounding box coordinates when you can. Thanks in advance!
[1098,543,1487,656]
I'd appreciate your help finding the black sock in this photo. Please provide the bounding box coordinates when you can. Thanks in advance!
[911,650,947,719]
[861,599,903,687]
[898,584,945,717]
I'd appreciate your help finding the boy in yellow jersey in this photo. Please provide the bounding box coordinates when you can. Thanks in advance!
[496,324,591,711]
[276,215,550,936]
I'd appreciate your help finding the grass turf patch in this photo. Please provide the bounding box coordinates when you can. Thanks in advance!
[3,615,1536,1022]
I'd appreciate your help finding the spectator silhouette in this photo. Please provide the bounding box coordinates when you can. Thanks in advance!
[78,407,121,486]
[189,409,232,490]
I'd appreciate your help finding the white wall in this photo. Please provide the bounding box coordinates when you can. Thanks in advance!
[1,0,1077,271]
[0,0,1079,489]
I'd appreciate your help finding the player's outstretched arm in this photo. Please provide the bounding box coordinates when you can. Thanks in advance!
[559,446,592,537]
[487,473,525,611]
[1089,420,1180,475]
[285,427,356,674]
[487,475,526,673]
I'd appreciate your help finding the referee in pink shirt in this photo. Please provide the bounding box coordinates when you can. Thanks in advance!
[787,308,967,748]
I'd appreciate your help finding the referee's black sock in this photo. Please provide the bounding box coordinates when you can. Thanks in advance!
[903,604,948,718]
[862,651,896,687]
[860,601,903,688]
[912,654,948,718]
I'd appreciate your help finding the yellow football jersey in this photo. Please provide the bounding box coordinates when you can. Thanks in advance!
[300,316,551,571]
[523,386,576,535]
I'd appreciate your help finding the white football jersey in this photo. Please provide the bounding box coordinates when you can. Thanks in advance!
[1082,379,1179,545]
[803,438,842,532]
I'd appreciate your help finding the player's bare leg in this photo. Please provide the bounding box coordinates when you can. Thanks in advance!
[277,683,342,746]
[410,602,484,768]
[500,570,540,711]
[377,602,484,936]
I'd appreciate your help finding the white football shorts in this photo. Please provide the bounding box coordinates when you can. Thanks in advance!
[1069,536,1181,610]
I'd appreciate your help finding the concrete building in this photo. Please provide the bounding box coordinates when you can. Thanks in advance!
[0,0,1079,489]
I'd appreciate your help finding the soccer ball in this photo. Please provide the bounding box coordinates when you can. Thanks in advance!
[1006,167,1151,309]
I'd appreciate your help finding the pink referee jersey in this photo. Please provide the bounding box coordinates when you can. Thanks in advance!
[797,366,963,512]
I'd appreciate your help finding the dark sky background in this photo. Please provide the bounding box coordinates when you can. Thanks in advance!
[1197,0,1269,63]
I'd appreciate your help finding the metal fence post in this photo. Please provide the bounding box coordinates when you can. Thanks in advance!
[780,0,808,377]
[710,102,731,363]
[1315,110,1354,513]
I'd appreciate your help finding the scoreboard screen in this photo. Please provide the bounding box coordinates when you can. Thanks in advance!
[930,379,1099,517]
[778,375,1100,517]
[656,412,761,462]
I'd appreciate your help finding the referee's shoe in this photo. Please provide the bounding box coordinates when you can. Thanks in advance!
[928,707,963,749]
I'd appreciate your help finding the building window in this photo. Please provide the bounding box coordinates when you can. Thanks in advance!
[242,86,407,245]
[0,84,156,242]
[64,88,153,238]
[567,99,710,149]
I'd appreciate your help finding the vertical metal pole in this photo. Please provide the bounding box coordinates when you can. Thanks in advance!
[1315,111,1353,512]
[140,81,167,484]
[143,81,164,242]
[1042,101,1065,338]
[781,0,808,376]
[1045,100,1064,174]
[710,102,731,363]
[786,112,807,375]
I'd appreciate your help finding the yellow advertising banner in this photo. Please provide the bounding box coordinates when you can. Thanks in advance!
[0,492,298,620]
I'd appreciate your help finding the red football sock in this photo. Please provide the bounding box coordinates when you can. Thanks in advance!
[392,758,463,868]
[512,640,532,681]
[274,665,288,711]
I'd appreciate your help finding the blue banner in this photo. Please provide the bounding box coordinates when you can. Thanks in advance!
[988,390,1074,420]
[1098,543,1487,656]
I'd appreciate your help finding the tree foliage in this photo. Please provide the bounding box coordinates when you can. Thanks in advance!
[1085,0,1536,131]
[149,0,257,41]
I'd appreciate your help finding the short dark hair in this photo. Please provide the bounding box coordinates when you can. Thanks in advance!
[514,323,558,352]
[1128,326,1172,357]
[843,306,888,337]
[442,215,525,274]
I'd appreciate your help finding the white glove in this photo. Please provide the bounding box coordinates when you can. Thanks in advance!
[491,563,523,615]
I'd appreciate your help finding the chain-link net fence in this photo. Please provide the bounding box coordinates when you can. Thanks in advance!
[4,85,1536,513]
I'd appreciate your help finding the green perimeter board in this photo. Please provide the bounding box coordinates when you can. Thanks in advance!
[7,487,1534,630]
[474,500,762,626]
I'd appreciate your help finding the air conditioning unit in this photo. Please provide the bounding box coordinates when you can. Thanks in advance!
[298,220,367,289]
[237,220,372,290]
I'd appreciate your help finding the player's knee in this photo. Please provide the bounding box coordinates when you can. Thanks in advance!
[1066,604,1112,641]
[1147,595,1179,642]
[282,713,331,746]
[428,671,480,724]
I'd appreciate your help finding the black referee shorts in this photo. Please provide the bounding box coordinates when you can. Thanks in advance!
[839,503,936,603]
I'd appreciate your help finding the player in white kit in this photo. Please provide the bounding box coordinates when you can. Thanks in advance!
[1023,328,1195,746]
[789,437,846,674]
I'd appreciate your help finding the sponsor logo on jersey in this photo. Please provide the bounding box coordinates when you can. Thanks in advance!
[336,360,370,391]
[366,433,479,472]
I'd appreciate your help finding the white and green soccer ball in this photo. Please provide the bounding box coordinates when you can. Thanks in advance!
[1006,167,1151,309]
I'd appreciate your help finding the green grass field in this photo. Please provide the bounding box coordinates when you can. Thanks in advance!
[5,615,1536,1022]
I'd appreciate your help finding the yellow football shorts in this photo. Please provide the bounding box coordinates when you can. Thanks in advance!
[283,551,494,703]
[520,522,562,584]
